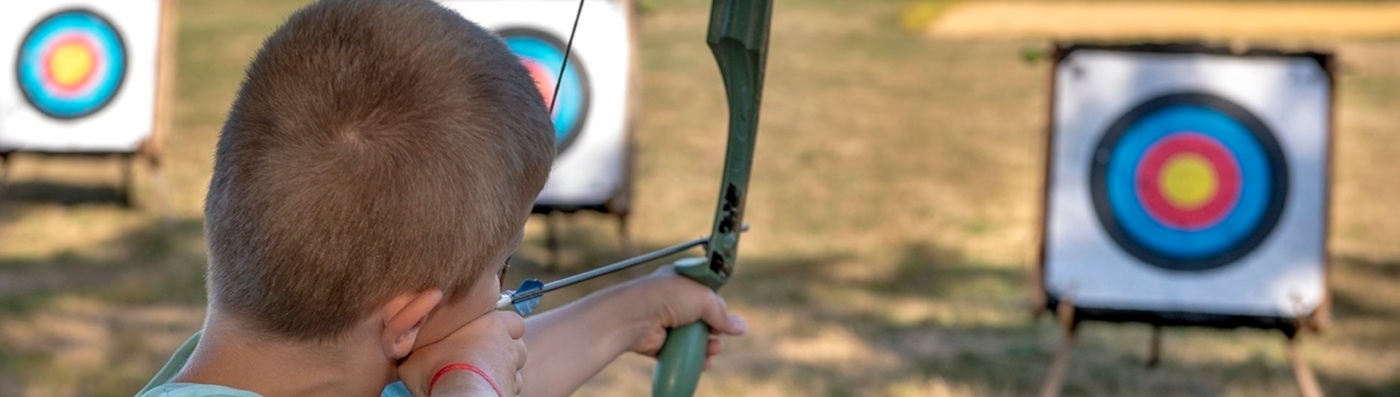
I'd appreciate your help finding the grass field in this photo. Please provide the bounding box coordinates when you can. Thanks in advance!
[2,0,1399,396]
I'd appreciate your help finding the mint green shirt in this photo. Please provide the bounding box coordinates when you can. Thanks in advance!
[136,382,411,397]
[137,383,261,397]
[137,332,412,397]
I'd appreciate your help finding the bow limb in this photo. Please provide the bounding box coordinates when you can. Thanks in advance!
[652,1,772,396]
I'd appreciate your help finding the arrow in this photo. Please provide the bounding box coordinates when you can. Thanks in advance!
[496,224,749,316]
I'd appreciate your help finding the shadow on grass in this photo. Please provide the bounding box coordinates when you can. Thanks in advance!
[729,242,1053,394]
[1332,255,1400,319]
[0,217,207,397]
[0,181,130,207]
[700,242,1398,395]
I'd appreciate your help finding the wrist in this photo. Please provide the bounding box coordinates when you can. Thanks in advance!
[611,278,665,336]
[606,277,683,354]
[428,363,503,397]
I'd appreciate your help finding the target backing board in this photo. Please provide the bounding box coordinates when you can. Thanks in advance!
[0,1,163,153]
[1040,44,1333,328]
[441,0,634,209]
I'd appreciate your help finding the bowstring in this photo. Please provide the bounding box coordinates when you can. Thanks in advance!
[549,0,586,114]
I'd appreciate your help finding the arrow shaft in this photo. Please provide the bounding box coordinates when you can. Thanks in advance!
[509,224,748,304]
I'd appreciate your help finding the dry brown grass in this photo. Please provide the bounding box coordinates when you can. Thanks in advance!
[1,0,1398,396]
[924,1,1400,40]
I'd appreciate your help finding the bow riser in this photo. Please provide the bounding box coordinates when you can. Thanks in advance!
[653,1,772,396]
[703,17,769,281]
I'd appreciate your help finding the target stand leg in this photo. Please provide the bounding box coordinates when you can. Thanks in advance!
[145,153,173,223]
[0,152,11,204]
[0,152,10,182]
[617,212,634,255]
[119,153,136,208]
[618,212,648,277]
[1040,297,1078,397]
[1146,325,1163,368]
[545,212,561,270]
[1286,327,1324,397]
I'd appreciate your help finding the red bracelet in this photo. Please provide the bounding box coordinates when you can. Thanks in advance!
[428,363,505,397]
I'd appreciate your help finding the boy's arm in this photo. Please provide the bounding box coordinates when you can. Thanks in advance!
[520,267,747,397]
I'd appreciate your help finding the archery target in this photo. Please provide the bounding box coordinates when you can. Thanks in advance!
[500,27,590,153]
[0,1,162,152]
[1043,46,1331,321]
[441,0,634,208]
[17,9,127,120]
[1091,93,1289,271]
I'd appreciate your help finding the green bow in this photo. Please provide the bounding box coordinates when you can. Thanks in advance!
[651,1,772,396]
[539,0,772,394]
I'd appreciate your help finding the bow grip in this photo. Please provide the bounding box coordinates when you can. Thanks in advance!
[653,257,724,396]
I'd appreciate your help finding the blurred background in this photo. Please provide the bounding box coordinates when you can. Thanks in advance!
[1,0,1398,396]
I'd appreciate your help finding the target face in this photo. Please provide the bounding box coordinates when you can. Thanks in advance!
[501,28,590,153]
[15,9,127,120]
[441,0,633,208]
[1091,93,1289,271]
[1042,45,1331,323]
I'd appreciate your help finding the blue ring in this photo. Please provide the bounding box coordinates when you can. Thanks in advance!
[1089,93,1289,272]
[1104,106,1270,258]
[502,28,589,152]
[16,9,127,120]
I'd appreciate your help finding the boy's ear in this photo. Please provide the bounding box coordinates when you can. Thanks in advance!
[381,288,444,360]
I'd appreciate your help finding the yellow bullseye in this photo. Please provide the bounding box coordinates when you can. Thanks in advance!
[48,41,95,88]
[1159,154,1217,209]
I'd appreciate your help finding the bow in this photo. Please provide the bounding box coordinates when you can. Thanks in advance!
[509,0,772,395]
[650,1,771,395]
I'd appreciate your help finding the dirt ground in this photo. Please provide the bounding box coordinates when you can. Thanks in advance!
[1,0,1398,396]
[924,1,1400,40]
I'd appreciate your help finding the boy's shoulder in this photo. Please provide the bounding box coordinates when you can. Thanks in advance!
[140,332,414,397]
[136,383,261,397]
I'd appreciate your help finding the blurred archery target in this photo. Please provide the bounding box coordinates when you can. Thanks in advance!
[1091,93,1288,271]
[1,1,163,152]
[1042,44,1332,323]
[501,28,590,152]
[17,9,127,120]
[442,0,634,209]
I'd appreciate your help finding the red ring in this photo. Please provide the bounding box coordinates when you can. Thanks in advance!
[1134,132,1241,230]
[520,58,555,108]
[39,33,102,97]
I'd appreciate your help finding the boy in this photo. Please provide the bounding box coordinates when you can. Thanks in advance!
[138,0,746,395]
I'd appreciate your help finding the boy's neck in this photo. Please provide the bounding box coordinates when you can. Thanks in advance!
[174,314,393,395]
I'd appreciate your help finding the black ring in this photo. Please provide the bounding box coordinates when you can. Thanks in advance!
[1089,92,1289,272]
[15,8,128,120]
[497,27,591,154]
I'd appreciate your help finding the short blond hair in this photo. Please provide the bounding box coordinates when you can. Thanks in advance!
[203,0,554,339]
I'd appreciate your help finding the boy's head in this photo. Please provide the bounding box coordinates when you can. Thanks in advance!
[203,0,554,340]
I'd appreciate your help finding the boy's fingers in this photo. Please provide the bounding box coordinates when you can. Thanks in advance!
[699,293,733,333]
[515,339,528,368]
[706,338,722,357]
[499,311,526,339]
[699,295,747,336]
[514,372,523,396]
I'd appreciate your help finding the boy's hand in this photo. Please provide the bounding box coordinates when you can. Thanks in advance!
[399,311,526,396]
[623,266,748,367]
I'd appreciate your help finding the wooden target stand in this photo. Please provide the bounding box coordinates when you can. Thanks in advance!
[1034,291,1329,397]
[530,0,641,269]
[0,0,178,215]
